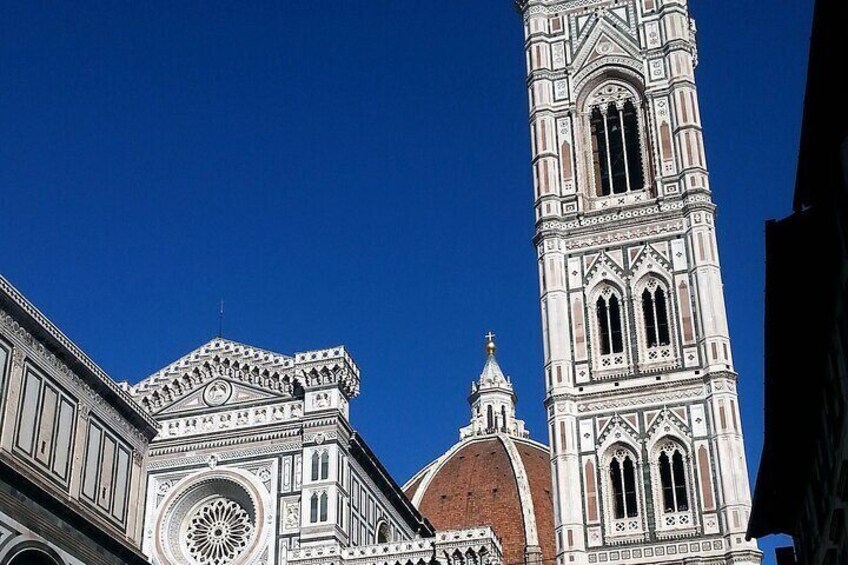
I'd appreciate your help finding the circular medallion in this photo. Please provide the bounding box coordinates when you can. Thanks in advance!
[204,381,232,407]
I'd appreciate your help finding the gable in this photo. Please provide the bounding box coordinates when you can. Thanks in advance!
[156,378,286,417]
[572,16,640,76]
[130,339,302,415]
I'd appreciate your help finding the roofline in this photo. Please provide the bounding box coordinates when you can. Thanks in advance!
[349,431,435,538]
[0,274,159,438]
[404,433,551,506]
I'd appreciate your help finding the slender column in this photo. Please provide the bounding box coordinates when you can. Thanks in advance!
[618,103,632,192]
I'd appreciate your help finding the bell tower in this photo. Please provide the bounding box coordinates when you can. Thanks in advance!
[514,1,762,564]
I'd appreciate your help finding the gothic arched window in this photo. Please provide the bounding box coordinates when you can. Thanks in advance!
[596,293,625,355]
[658,445,689,512]
[319,492,328,522]
[311,452,320,482]
[310,493,319,523]
[590,100,644,196]
[609,449,639,519]
[320,452,330,480]
[501,406,507,432]
[487,405,494,431]
[642,285,671,347]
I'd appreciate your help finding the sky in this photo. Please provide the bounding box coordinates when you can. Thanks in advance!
[1,1,814,562]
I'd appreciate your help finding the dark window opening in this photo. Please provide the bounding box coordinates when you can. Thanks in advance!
[591,100,645,197]
[610,453,639,519]
[597,294,625,355]
[659,447,689,513]
[643,286,671,347]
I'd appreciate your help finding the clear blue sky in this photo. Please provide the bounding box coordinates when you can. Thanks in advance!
[1,1,812,561]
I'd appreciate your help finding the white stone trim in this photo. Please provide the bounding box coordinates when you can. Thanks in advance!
[497,434,540,547]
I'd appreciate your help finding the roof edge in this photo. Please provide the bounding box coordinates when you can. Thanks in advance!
[0,274,158,437]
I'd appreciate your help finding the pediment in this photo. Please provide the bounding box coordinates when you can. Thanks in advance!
[572,18,641,81]
[646,407,691,446]
[585,252,627,289]
[130,339,302,415]
[156,378,286,416]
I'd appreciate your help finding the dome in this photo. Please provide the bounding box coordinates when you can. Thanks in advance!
[403,336,555,565]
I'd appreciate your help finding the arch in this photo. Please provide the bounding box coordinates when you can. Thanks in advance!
[310,493,319,523]
[376,520,391,543]
[647,435,697,530]
[2,542,64,565]
[638,275,672,348]
[311,452,320,481]
[632,272,679,365]
[575,68,646,115]
[319,492,328,522]
[320,451,330,480]
[603,445,639,519]
[590,284,626,356]
[152,467,271,565]
[572,68,654,202]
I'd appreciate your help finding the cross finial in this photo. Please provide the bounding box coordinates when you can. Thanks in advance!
[485,332,496,356]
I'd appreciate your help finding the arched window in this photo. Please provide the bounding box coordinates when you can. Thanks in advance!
[377,521,391,543]
[609,448,639,519]
[642,284,671,347]
[311,452,320,481]
[658,444,689,512]
[320,452,330,480]
[319,492,328,522]
[310,493,319,523]
[590,100,644,196]
[501,406,507,432]
[487,405,494,431]
[596,293,624,355]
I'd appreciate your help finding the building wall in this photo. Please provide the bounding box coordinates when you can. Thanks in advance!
[0,277,154,565]
[515,1,761,564]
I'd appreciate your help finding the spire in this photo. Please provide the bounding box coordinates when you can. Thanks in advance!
[460,333,530,440]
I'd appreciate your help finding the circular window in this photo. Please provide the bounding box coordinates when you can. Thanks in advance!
[154,470,269,565]
[186,497,254,564]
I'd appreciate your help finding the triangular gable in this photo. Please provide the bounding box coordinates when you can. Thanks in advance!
[131,338,300,415]
[597,414,640,450]
[646,407,691,444]
[585,253,627,289]
[630,244,673,281]
[572,16,641,76]
[157,378,285,416]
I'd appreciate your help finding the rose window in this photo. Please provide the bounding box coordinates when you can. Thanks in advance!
[186,497,254,565]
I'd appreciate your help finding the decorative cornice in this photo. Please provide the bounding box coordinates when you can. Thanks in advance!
[0,275,158,436]
[131,339,361,414]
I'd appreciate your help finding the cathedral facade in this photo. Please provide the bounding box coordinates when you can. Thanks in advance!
[514,0,761,564]
[130,339,503,565]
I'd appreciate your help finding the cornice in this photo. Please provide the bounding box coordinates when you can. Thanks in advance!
[0,275,158,437]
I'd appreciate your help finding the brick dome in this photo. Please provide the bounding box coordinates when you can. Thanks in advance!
[403,337,555,565]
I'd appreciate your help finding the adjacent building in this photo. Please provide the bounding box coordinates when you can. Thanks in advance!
[514,0,761,563]
[748,0,848,563]
[0,275,158,564]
